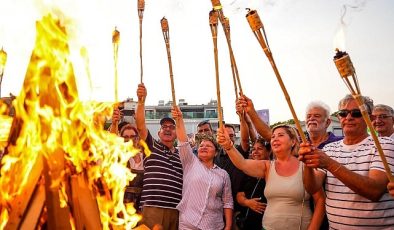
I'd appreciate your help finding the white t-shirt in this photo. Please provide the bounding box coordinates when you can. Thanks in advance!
[322,136,394,229]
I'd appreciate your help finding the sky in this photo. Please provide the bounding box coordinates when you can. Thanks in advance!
[0,0,393,124]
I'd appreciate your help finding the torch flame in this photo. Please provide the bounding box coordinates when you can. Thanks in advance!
[0,14,143,229]
[333,24,346,51]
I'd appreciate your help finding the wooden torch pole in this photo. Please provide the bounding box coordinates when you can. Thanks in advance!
[333,50,393,182]
[161,17,177,106]
[209,10,223,129]
[138,0,145,84]
[211,0,243,98]
[111,27,120,133]
[246,9,307,143]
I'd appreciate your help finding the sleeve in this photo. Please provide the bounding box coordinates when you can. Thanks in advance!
[145,130,154,149]
[222,171,234,209]
[236,145,249,159]
[178,141,196,170]
[370,137,394,173]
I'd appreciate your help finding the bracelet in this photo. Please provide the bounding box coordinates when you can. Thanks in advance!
[332,164,342,173]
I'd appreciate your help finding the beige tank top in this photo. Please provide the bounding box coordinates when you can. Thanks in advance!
[263,160,312,230]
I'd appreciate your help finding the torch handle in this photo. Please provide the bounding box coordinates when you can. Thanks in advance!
[213,36,223,129]
[139,18,143,84]
[217,10,243,97]
[165,42,177,106]
[254,30,307,143]
[210,24,223,128]
[113,43,119,102]
[354,95,394,182]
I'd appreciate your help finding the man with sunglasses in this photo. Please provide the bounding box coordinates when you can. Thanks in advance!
[372,104,394,139]
[300,94,394,229]
[135,84,183,230]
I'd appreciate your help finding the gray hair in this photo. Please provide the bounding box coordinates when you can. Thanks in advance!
[373,104,394,116]
[306,101,331,119]
[338,94,374,114]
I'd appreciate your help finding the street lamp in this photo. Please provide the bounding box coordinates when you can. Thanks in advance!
[0,47,8,98]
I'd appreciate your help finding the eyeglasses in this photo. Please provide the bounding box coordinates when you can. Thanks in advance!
[337,109,362,118]
[372,114,393,120]
[161,124,176,130]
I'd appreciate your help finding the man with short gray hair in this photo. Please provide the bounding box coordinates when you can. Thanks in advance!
[300,94,394,229]
[305,101,342,149]
[372,104,394,139]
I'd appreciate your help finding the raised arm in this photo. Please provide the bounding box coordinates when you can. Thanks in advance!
[171,106,187,142]
[237,110,251,153]
[300,142,391,201]
[237,95,271,141]
[217,127,267,178]
[135,83,148,140]
[299,143,326,195]
[109,106,121,134]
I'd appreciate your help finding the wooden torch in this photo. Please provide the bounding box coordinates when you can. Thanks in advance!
[161,17,177,106]
[333,49,393,181]
[111,28,121,134]
[138,0,145,83]
[210,0,243,99]
[209,10,223,129]
[246,9,307,143]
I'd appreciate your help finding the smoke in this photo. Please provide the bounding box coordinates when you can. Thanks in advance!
[340,0,367,25]
[333,0,368,50]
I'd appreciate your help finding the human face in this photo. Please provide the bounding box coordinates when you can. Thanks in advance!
[251,142,270,160]
[306,107,329,133]
[372,109,394,137]
[158,121,176,143]
[197,123,213,135]
[270,127,295,155]
[121,129,139,146]
[197,140,216,162]
[225,127,236,143]
[337,99,367,137]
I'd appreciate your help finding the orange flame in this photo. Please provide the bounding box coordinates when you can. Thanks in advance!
[0,14,143,229]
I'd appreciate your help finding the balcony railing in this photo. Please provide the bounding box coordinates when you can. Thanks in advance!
[145,111,218,119]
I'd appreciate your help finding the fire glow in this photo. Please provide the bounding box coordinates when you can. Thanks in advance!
[0,13,145,229]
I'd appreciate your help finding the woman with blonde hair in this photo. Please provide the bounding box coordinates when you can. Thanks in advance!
[217,124,325,230]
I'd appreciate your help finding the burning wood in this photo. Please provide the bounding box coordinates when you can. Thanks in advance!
[333,49,394,182]
[0,14,140,229]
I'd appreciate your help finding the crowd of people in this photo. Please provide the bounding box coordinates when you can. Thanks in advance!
[110,83,394,230]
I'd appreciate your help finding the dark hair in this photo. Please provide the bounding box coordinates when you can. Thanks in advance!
[197,120,213,131]
[255,137,271,152]
[224,124,235,132]
[120,123,139,137]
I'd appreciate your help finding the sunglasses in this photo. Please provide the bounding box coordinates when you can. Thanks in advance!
[337,109,362,118]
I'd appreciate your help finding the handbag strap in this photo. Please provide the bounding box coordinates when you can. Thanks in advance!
[245,178,262,217]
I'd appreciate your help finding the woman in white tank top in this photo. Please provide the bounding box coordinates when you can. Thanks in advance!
[218,125,325,230]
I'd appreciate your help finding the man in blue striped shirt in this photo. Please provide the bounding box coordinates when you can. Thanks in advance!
[136,84,183,230]
[300,94,394,229]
